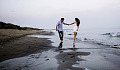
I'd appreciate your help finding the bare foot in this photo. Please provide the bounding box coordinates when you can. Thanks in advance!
[73,43,75,48]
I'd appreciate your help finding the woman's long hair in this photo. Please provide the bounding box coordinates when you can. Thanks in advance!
[75,18,80,26]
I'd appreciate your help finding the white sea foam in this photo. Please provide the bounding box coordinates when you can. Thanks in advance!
[102,32,120,37]
[72,65,90,70]
[111,32,120,37]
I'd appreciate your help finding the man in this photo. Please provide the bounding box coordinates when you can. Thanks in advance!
[56,18,69,43]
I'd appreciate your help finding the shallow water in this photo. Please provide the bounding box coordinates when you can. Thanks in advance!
[0,49,59,70]
[29,29,120,48]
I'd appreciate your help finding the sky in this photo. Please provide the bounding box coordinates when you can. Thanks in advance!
[0,0,120,29]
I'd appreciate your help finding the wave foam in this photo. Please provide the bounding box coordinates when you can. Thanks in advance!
[82,38,120,48]
[102,32,120,37]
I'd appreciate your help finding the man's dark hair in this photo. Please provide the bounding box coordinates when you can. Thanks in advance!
[61,18,64,20]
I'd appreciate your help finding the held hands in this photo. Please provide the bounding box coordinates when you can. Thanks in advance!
[69,22,74,25]
[66,22,74,26]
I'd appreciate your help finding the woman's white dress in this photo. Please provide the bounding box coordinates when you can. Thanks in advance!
[73,23,78,32]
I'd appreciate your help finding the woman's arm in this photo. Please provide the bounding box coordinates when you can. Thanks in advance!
[69,22,75,25]
[77,26,79,31]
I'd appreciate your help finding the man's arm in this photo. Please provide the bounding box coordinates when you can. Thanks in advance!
[63,22,70,25]
[56,21,59,31]
[56,26,58,31]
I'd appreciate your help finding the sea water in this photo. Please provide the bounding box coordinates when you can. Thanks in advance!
[63,28,120,48]
[41,28,120,48]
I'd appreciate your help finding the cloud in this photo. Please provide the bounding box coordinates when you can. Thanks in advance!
[1,0,119,16]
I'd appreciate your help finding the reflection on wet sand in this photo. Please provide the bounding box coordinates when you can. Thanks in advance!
[56,43,90,70]
[58,42,76,49]
[73,43,75,48]
[58,42,63,49]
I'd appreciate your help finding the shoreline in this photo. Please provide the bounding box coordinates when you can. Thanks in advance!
[0,29,54,62]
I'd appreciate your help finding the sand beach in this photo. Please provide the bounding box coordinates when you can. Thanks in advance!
[0,29,120,70]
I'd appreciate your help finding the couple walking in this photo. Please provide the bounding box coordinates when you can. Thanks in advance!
[56,18,80,47]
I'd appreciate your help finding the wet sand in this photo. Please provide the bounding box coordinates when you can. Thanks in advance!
[0,30,120,70]
[0,29,54,62]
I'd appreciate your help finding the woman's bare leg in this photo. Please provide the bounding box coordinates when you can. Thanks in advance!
[74,32,77,42]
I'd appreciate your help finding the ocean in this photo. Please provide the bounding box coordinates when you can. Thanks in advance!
[64,28,120,48]
[42,28,120,48]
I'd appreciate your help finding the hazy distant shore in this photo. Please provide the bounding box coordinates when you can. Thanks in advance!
[0,29,43,44]
[0,21,45,44]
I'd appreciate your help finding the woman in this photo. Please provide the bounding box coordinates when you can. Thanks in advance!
[69,18,80,44]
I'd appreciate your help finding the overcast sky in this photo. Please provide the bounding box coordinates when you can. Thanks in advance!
[0,0,120,29]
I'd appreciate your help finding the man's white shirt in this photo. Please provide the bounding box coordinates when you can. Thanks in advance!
[56,21,66,31]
